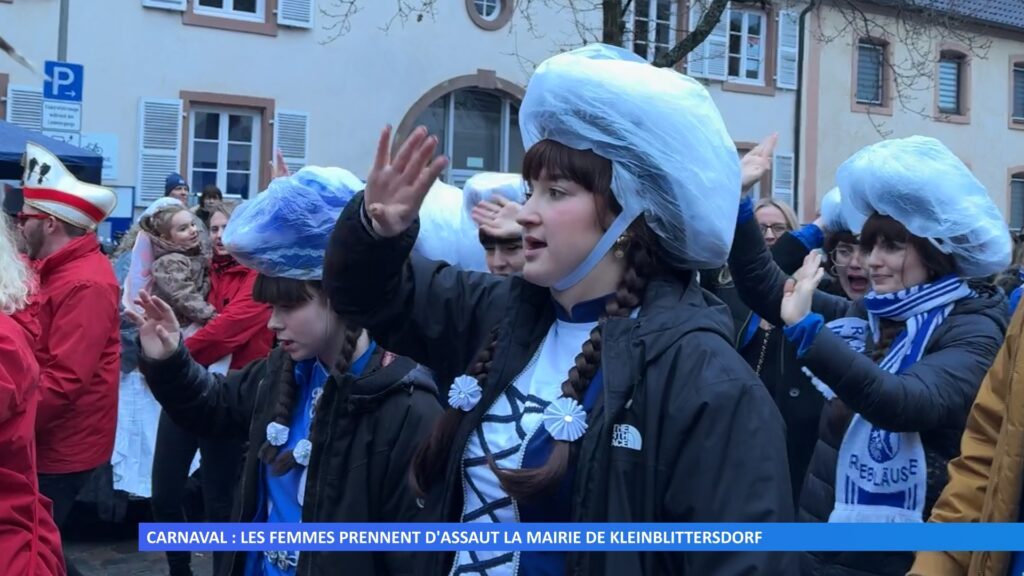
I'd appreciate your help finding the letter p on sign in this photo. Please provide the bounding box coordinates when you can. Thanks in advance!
[43,61,84,102]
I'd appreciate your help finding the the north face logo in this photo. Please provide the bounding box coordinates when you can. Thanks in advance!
[611,424,642,451]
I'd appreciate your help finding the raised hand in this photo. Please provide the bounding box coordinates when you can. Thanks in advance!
[124,290,181,361]
[740,133,778,193]
[270,149,290,179]
[781,252,825,326]
[471,194,523,239]
[363,125,448,238]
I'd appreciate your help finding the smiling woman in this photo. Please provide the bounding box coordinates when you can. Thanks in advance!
[727,136,1011,576]
[138,205,215,327]
[859,214,956,295]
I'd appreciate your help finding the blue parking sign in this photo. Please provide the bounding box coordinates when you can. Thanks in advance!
[43,61,84,102]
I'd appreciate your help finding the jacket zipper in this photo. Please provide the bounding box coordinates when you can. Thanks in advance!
[229,375,267,575]
[449,338,546,576]
[571,320,641,576]
[297,373,341,576]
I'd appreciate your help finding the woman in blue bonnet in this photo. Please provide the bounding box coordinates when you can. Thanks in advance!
[126,167,442,576]
[728,136,1010,576]
[325,45,795,576]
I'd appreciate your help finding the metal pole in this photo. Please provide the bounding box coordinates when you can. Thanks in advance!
[58,0,69,60]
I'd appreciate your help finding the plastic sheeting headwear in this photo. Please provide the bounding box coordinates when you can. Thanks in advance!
[462,172,527,223]
[819,187,849,234]
[836,136,1010,278]
[222,166,365,280]
[519,43,740,272]
[413,179,487,272]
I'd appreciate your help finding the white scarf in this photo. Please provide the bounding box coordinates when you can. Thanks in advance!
[827,275,973,523]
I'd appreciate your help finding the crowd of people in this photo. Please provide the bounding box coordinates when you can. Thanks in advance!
[4,43,1024,576]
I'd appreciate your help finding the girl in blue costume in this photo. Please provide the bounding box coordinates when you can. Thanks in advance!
[127,167,442,576]
[325,45,796,576]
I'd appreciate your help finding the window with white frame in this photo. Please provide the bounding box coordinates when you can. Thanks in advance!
[414,89,524,187]
[1013,62,1024,124]
[629,0,678,62]
[856,40,885,105]
[189,107,262,198]
[473,0,501,21]
[1012,173,1024,230]
[938,51,965,115]
[195,0,264,22]
[727,9,764,83]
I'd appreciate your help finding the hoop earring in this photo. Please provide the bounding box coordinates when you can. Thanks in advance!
[613,235,629,259]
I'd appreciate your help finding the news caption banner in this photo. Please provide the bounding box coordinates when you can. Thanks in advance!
[141,523,1024,552]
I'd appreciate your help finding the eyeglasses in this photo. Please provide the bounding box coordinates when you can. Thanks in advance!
[830,243,868,266]
[759,223,789,236]
[15,212,50,225]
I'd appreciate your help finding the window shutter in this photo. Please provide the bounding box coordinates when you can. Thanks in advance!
[1013,66,1024,121]
[686,2,707,77]
[142,0,187,11]
[705,3,730,80]
[772,153,795,208]
[1012,177,1024,230]
[277,0,314,29]
[856,44,883,104]
[938,58,960,113]
[6,85,43,130]
[137,98,183,206]
[776,10,799,90]
[273,110,309,175]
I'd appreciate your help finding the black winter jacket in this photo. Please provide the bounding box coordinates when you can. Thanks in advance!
[703,231,831,505]
[139,341,442,576]
[323,195,798,576]
[728,215,1007,576]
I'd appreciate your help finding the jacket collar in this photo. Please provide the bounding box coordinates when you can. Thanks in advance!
[35,234,101,279]
[263,343,437,416]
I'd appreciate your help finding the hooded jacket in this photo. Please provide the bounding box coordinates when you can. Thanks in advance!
[322,195,798,576]
[185,255,272,370]
[32,234,120,474]
[728,214,1006,576]
[703,229,833,505]
[0,308,64,575]
[143,231,214,326]
[139,341,442,576]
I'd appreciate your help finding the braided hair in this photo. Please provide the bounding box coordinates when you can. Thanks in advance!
[410,140,662,499]
[253,274,365,476]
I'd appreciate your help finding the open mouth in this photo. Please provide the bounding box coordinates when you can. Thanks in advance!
[524,236,547,251]
[848,275,869,292]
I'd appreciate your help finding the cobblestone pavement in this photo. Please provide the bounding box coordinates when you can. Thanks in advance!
[62,499,214,576]
[66,539,213,576]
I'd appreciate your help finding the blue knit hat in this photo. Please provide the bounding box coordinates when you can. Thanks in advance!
[222,167,364,280]
[164,173,188,196]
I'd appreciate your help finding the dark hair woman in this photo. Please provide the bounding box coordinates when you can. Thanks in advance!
[128,168,441,576]
[325,44,795,576]
[729,136,1010,576]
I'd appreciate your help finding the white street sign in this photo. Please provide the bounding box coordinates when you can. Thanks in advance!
[81,133,119,182]
[42,101,82,131]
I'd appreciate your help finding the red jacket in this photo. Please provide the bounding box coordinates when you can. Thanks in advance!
[33,234,120,474]
[0,308,65,575]
[185,255,272,370]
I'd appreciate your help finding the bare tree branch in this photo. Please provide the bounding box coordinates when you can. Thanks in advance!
[650,0,730,67]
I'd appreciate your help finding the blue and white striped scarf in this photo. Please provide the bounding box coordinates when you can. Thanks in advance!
[829,274,974,523]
